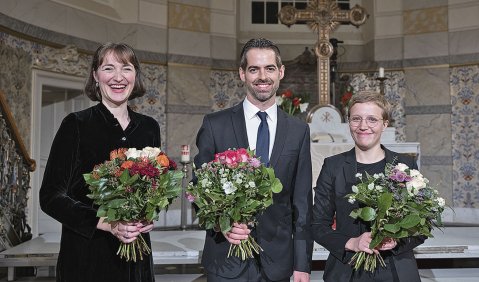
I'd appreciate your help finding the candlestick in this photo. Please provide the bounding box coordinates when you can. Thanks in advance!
[379,67,384,78]
[180,145,191,230]
[180,145,190,163]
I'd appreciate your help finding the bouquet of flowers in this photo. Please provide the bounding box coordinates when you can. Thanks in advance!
[347,162,446,272]
[84,147,183,262]
[187,148,283,260]
[276,89,309,116]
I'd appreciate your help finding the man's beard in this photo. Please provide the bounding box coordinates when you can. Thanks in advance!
[246,78,278,102]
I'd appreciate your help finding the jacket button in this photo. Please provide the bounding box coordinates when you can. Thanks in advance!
[121,137,126,141]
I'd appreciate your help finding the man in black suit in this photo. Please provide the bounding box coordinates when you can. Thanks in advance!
[194,38,313,281]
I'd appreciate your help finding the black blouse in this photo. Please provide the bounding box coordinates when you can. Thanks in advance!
[40,103,161,282]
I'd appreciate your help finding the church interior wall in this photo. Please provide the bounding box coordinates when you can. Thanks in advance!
[1,0,479,229]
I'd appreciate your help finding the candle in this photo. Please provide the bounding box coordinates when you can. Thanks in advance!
[379,67,384,78]
[181,145,190,163]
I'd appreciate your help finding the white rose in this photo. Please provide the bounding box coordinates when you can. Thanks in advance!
[348,197,356,204]
[223,181,237,195]
[125,148,141,159]
[368,183,375,190]
[248,181,256,188]
[140,146,161,158]
[375,185,384,192]
[355,173,362,178]
[396,163,409,172]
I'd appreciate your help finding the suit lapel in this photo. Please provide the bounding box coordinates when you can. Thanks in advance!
[231,103,249,149]
[343,148,357,185]
[269,108,287,168]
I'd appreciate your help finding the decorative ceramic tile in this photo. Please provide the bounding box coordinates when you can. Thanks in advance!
[129,64,167,149]
[450,66,479,208]
[210,70,246,111]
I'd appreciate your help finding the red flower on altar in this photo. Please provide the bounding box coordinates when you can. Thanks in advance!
[339,85,354,112]
[276,89,309,116]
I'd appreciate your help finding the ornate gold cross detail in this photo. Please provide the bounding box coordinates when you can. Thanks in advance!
[279,0,368,106]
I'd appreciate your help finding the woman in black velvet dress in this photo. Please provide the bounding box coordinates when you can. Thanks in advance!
[312,92,425,282]
[40,42,159,282]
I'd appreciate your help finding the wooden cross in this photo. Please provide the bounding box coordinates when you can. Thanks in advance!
[279,0,368,106]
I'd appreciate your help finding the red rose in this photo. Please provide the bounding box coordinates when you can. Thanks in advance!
[282,89,293,99]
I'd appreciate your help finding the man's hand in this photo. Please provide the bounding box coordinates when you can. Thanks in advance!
[293,270,310,282]
[223,222,250,245]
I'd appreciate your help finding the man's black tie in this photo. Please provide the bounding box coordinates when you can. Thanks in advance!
[256,111,270,165]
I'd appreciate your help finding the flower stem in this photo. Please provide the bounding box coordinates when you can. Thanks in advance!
[117,234,151,262]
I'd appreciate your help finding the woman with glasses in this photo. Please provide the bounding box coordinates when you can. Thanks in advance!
[312,91,424,281]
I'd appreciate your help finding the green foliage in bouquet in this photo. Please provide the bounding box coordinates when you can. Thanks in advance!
[84,147,183,262]
[346,162,446,272]
[187,148,283,260]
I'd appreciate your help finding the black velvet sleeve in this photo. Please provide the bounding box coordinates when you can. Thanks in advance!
[39,113,99,238]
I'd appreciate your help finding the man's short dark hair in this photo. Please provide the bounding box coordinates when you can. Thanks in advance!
[239,38,282,70]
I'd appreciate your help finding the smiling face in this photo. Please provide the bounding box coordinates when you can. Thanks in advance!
[239,48,284,110]
[349,101,389,152]
[93,51,136,108]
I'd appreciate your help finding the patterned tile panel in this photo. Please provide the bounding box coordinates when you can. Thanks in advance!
[450,66,479,208]
[210,70,245,111]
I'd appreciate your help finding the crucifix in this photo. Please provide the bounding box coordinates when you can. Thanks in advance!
[279,0,368,108]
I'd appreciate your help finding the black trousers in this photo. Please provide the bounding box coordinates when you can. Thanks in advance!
[206,258,290,282]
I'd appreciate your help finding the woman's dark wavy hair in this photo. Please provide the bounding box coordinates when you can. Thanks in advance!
[84,42,146,101]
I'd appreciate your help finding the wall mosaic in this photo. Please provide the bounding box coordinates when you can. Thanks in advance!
[210,70,245,111]
[348,72,406,142]
[450,66,479,208]
[129,64,167,148]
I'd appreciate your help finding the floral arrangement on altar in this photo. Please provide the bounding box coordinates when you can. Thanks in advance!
[347,162,446,272]
[186,148,283,260]
[84,147,183,262]
[339,85,354,114]
[276,89,309,116]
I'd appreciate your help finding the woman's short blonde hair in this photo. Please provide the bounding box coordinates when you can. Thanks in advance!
[347,91,391,121]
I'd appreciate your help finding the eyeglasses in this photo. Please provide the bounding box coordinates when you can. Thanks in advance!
[348,116,384,127]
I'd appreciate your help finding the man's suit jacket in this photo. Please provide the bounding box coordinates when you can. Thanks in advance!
[194,102,313,280]
[312,146,425,282]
